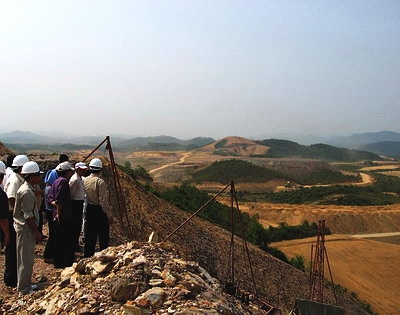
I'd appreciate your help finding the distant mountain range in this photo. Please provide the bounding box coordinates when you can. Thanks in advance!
[326,131,400,158]
[1,130,399,158]
[326,131,400,148]
[0,130,215,153]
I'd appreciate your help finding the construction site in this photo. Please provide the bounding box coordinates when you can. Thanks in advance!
[0,137,386,314]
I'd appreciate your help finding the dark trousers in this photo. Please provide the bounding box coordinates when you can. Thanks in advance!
[43,210,56,260]
[71,200,84,251]
[53,219,74,268]
[0,229,4,248]
[4,213,17,287]
[38,198,45,234]
[84,204,109,258]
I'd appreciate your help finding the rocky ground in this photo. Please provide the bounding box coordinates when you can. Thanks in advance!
[0,236,62,313]
[0,239,271,314]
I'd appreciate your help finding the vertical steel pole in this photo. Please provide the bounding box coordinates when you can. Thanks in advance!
[230,181,235,284]
[106,136,133,239]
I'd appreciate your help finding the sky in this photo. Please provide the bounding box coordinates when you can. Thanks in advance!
[0,1,399,140]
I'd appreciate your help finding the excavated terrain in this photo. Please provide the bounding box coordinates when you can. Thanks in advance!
[0,149,370,314]
[99,158,369,314]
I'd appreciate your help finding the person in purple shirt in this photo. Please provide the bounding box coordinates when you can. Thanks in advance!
[47,162,75,268]
[42,153,69,264]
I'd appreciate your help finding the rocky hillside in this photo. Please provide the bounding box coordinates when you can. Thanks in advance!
[0,141,14,156]
[100,158,368,314]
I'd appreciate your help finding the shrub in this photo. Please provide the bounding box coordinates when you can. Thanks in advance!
[157,184,326,265]
[117,162,152,182]
[290,255,305,271]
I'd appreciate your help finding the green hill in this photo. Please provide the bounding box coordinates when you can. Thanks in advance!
[191,159,286,183]
[256,139,382,161]
[190,159,358,185]
[362,141,400,158]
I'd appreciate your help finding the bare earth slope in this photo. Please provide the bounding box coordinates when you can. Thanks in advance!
[103,161,368,314]
[272,235,400,315]
[201,136,270,156]
[230,201,400,234]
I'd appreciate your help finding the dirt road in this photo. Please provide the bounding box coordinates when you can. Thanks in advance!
[351,231,400,238]
[149,152,191,174]
[275,172,373,191]
[358,172,373,185]
[303,172,373,187]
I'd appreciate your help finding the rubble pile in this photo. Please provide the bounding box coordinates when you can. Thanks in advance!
[9,242,267,314]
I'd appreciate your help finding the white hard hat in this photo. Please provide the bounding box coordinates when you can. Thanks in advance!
[12,155,29,167]
[0,161,6,174]
[75,162,88,170]
[21,161,42,175]
[89,158,103,170]
[56,161,75,172]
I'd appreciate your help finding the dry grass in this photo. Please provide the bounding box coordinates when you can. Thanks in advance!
[272,235,400,315]
[379,171,400,177]
[360,161,400,171]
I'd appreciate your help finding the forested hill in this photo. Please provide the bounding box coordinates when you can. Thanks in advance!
[255,139,382,161]
[361,141,400,158]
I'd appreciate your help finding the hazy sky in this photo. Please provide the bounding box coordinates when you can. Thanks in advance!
[0,1,399,139]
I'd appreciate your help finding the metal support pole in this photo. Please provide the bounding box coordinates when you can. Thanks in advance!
[231,182,258,296]
[310,219,338,304]
[82,137,108,163]
[161,182,232,243]
[160,181,278,313]
[106,136,133,239]
[83,136,133,240]
[230,181,235,284]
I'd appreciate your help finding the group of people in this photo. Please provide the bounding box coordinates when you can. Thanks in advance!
[0,154,114,296]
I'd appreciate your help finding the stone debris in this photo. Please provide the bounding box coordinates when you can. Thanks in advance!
[8,242,269,314]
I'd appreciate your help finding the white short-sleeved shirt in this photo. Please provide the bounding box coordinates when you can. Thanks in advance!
[5,172,25,209]
[1,167,14,189]
[69,173,86,201]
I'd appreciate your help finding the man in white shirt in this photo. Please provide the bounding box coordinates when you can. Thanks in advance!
[4,154,29,288]
[13,161,43,296]
[1,155,15,189]
[69,162,88,252]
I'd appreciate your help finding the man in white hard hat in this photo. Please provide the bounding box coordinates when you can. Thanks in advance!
[83,158,113,257]
[0,162,10,250]
[3,154,29,287]
[13,161,43,296]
